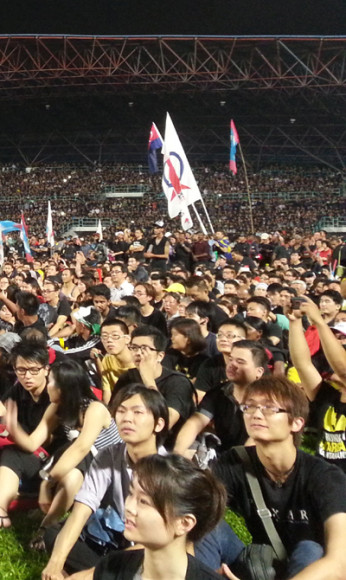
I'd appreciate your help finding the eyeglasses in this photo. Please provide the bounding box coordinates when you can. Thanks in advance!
[112,270,123,274]
[216,332,243,341]
[15,366,45,376]
[101,333,127,341]
[134,291,146,297]
[128,345,159,354]
[240,403,288,416]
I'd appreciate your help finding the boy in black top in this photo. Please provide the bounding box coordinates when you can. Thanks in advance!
[197,375,346,579]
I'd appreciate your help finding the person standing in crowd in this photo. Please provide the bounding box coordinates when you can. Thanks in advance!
[144,221,170,272]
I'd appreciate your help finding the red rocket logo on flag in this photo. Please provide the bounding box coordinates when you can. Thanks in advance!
[165,155,190,202]
[229,119,240,175]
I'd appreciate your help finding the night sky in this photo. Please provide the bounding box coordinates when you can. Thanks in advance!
[0,0,345,36]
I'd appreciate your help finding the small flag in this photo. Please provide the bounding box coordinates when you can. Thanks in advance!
[230,119,240,175]
[0,220,21,235]
[46,201,55,247]
[20,213,33,263]
[180,205,193,231]
[96,219,103,241]
[148,122,163,174]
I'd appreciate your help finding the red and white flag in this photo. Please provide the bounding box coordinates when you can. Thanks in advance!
[162,113,202,219]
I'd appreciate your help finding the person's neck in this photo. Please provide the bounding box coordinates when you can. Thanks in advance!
[200,326,208,338]
[115,346,134,366]
[113,280,124,289]
[21,314,38,327]
[232,383,246,403]
[63,281,74,291]
[48,296,59,307]
[155,233,163,241]
[127,437,158,464]
[142,539,189,580]
[155,291,165,302]
[321,313,335,325]
[256,440,297,482]
[80,329,91,341]
[141,303,154,316]
[29,382,46,402]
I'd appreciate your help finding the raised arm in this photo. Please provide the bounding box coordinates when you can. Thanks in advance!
[288,314,322,401]
[300,296,346,385]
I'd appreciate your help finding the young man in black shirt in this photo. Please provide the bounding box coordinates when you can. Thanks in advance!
[197,375,346,579]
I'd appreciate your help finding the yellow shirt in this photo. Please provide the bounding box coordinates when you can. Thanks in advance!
[101,354,135,393]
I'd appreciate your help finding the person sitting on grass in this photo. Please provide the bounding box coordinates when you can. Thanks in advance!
[41,384,168,579]
[90,318,135,405]
[196,376,346,579]
[67,454,228,580]
[2,359,120,549]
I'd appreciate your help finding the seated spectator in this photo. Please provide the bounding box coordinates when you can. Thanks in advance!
[39,279,72,337]
[109,263,134,305]
[185,300,219,357]
[246,296,283,346]
[92,318,135,405]
[134,282,167,335]
[91,454,226,580]
[174,340,267,456]
[90,284,117,323]
[112,325,195,449]
[244,316,286,376]
[4,359,120,546]
[163,318,209,382]
[42,384,169,578]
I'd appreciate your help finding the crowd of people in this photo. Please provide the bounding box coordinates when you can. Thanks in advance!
[0,162,344,235]
[0,213,345,579]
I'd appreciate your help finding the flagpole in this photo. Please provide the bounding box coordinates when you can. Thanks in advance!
[191,203,207,235]
[238,142,254,234]
[198,197,215,234]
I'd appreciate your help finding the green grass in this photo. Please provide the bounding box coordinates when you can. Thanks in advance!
[0,514,48,580]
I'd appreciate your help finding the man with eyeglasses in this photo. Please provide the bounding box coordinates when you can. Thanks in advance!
[0,341,51,528]
[174,340,267,456]
[111,325,195,449]
[91,319,135,405]
[109,263,134,305]
[195,375,346,580]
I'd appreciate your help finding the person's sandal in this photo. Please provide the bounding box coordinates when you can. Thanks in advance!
[29,527,47,551]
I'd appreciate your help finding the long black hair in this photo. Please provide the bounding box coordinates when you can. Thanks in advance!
[50,359,98,427]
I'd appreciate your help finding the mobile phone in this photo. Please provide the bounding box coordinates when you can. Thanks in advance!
[291,297,307,310]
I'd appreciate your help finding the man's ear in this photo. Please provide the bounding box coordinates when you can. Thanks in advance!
[154,417,165,434]
[256,366,265,380]
[291,416,305,434]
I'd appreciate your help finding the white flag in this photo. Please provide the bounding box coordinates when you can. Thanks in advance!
[162,113,202,219]
[96,219,103,241]
[46,201,54,247]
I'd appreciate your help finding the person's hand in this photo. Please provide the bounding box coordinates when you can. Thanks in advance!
[138,349,158,388]
[299,294,325,325]
[90,348,103,360]
[41,561,67,580]
[39,480,55,514]
[144,251,154,259]
[216,563,241,579]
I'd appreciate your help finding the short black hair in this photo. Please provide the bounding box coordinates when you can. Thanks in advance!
[90,284,111,301]
[131,325,168,352]
[116,305,142,326]
[320,289,343,306]
[16,291,40,316]
[11,340,49,367]
[101,317,129,335]
[246,296,271,313]
[111,384,169,446]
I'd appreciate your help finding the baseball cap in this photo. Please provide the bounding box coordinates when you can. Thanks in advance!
[330,322,346,336]
[261,233,270,240]
[164,283,186,294]
[0,332,21,353]
[154,220,165,228]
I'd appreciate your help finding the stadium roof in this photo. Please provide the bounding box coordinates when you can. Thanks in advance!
[0,34,344,169]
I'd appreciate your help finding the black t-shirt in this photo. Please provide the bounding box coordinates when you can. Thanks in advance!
[213,446,346,554]
[310,381,346,472]
[195,354,227,393]
[1,382,50,434]
[113,366,195,449]
[163,349,209,381]
[208,302,229,333]
[198,383,248,452]
[141,308,167,336]
[38,299,71,326]
[146,236,169,271]
[94,549,221,580]
[14,316,48,337]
